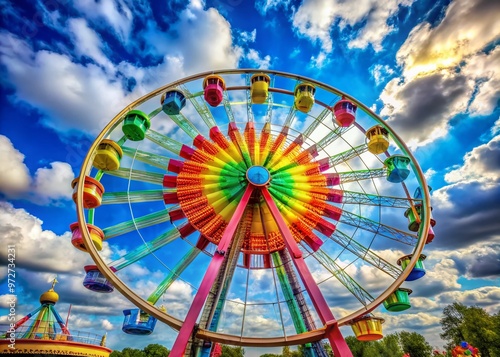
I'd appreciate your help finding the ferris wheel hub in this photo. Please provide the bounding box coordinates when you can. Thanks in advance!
[246,165,271,186]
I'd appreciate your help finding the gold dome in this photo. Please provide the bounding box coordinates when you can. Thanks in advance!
[40,278,59,304]
[40,289,59,304]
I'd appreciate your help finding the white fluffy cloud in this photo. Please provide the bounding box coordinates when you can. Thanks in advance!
[73,0,133,41]
[0,201,93,272]
[370,64,395,85]
[445,135,500,185]
[436,287,500,313]
[380,72,473,148]
[31,161,74,204]
[0,135,31,198]
[68,18,114,72]
[0,1,247,138]
[0,32,134,135]
[379,0,500,148]
[140,2,243,74]
[255,0,291,15]
[246,49,272,69]
[101,319,114,331]
[292,0,414,67]
[0,135,74,204]
[396,0,500,80]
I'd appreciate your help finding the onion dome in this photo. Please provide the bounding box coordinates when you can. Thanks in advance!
[40,278,59,304]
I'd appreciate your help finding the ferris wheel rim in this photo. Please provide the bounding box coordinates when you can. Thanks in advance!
[75,68,432,346]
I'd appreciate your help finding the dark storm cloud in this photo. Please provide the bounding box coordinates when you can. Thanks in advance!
[431,181,500,250]
[387,73,469,144]
[467,137,500,173]
[467,248,500,278]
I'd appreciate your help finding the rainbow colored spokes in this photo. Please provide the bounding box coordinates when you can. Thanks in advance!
[170,124,347,254]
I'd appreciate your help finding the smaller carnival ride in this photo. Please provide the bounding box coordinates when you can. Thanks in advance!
[451,341,480,357]
[0,279,111,357]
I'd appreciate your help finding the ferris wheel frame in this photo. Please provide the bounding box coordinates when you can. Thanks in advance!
[74,68,432,350]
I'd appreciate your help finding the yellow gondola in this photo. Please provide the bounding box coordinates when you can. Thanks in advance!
[250,73,271,104]
[350,315,385,341]
[294,83,315,113]
[366,125,389,154]
[93,139,123,171]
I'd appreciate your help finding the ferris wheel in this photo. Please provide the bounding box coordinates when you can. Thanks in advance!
[72,69,434,357]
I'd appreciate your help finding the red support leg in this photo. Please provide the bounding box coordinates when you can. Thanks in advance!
[170,185,254,357]
[261,187,352,357]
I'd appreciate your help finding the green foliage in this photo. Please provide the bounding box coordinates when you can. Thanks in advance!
[345,334,401,357]
[109,344,169,357]
[221,344,245,357]
[143,343,170,357]
[398,331,433,357]
[322,342,333,357]
[379,333,404,356]
[440,302,500,357]
[116,347,147,357]
[345,332,431,357]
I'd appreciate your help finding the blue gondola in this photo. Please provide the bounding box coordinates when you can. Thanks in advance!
[122,308,157,335]
[384,154,411,183]
[82,265,115,293]
[161,90,186,115]
[397,254,427,281]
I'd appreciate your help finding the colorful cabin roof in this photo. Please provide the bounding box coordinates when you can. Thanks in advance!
[71,176,105,209]
[70,222,104,252]
[203,75,226,107]
[83,265,116,293]
[0,279,111,357]
[203,74,226,90]
[349,315,385,341]
[250,73,270,84]
[366,125,390,155]
[397,254,427,281]
[93,139,123,171]
[294,82,315,113]
[122,110,151,141]
[333,98,357,127]
[250,73,271,104]
[161,89,186,115]
[122,308,158,335]
[384,154,411,183]
[383,287,412,312]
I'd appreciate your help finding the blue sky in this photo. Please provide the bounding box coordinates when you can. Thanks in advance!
[0,0,499,355]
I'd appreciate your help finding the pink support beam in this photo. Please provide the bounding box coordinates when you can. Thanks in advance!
[261,187,353,357]
[170,185,255,357]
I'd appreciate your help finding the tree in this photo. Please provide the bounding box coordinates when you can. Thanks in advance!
[120,347,147,357]
[398,331,433,357]
[345,336,365,357]
[344,336,383,357]
[440,302,500,357]
[110,344,170,357]
[221,344,245,357]
[143,343,170,357]
[322,342,333,357]
[440,302,469,344]
[345,332,429,357]
[379,333,403,357]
